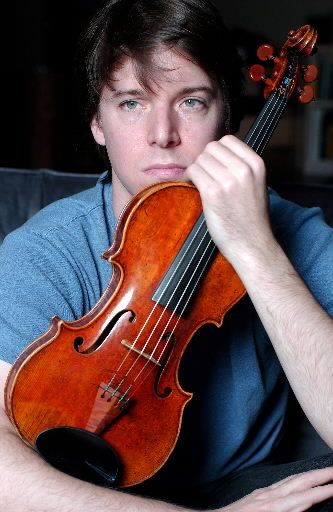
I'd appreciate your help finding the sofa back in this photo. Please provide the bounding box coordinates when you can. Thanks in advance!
[0,168,98,243]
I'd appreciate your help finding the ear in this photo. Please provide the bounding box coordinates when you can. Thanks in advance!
[91,115,106,146]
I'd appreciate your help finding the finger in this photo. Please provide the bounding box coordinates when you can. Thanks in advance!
[186,161,219,191]
[274,483,333,512]
[201,140,256,184]
[270,466,333,494]
[222,482,333,512]
[0,360,11,410]
[218,134,266,179]
[219,133,259,157]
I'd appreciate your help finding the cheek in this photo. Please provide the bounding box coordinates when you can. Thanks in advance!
[186,122,220,158]
[190,110,222,140]
[106,118,146,148]
[206,113,223,141]
[103,128,145,180]
[103,126,128,160]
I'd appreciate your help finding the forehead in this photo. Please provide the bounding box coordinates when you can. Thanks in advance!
[110,47,217,92]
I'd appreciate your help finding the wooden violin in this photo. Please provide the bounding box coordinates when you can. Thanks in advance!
[5,25,318,488]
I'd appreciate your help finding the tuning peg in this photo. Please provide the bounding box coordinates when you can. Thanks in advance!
[302,64,318,83]
[249,64,267,82]
[257,44,275,61]
[298,84,315,104]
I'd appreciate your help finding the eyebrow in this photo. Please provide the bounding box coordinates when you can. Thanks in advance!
[110,88,144,99]
[109,85,217,99]
[177,86,217,98]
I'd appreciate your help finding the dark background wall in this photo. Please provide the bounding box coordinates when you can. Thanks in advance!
[6,0,333,181]
[221,0,333,43]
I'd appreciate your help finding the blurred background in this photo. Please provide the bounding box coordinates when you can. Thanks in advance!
[5,0,333,184]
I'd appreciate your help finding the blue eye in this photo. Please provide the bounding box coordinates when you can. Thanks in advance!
[184,98,203,108]
[122,100,139,110]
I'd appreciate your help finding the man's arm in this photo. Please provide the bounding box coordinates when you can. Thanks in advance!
[187,134,333,448]
[229,236,333,447]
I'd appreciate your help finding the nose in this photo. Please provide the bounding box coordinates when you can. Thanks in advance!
[147,106,181,148]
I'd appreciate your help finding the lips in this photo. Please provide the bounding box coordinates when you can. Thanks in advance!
[143,163,186,179]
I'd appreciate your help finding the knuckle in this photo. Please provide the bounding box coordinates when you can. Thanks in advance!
[254,152,264,165]
[252,153,265,173]
[251,486,275,501]
[187,162,198,174]
[196,152,208,166]
[205,184,222,203]
[237,162,252,178]
[221,133,235,145]
[206,140,220,153]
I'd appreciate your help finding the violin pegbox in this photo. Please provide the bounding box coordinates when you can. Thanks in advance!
[249,25,318,104]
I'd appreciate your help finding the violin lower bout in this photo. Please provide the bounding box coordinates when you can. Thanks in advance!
[6,329,192,487]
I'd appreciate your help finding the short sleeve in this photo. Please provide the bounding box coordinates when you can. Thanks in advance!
[0,228,85,363]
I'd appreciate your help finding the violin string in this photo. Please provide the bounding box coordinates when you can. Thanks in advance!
[120,236,217,403]
[153,242,216,365]
[113,218,211,390]
[128,234,214,383]
[244,93,277,150]
[244,92,279,147]
[258,98,288,155]
[246,92,283,151]
[251,95,288,155]
[103,215,208,393]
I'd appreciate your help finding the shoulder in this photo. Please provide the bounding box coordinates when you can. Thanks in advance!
[0,173,117,313]
[269,188,333,311]
[268,187,333,251]
[268,187,329,231]
[2,174,116,261]
[22,173,116,239]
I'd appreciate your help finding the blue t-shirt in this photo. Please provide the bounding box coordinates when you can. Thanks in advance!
[0,175,332,490]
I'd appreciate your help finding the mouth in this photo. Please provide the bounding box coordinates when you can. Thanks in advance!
[143,163,186,180]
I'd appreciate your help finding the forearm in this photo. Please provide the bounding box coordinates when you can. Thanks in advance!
[2,393,333,512]
[233,238,333,447]
[0,409,186,512]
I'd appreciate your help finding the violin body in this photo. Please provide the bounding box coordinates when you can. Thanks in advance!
[5,182,245,487]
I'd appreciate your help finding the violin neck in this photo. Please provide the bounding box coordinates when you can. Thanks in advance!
[243,91,288,155]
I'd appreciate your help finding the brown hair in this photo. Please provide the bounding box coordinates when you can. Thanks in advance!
[77,0,243,138]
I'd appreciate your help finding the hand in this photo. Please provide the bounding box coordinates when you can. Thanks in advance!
[0,360,11,410]
[186,135,275,266]
[219,467,333,512]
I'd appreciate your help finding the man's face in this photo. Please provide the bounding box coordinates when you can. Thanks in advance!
[91,47,224,216]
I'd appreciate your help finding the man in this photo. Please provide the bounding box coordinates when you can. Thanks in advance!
[0,0,333,510]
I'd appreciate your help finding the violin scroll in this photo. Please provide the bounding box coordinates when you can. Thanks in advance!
[249,24,318,103]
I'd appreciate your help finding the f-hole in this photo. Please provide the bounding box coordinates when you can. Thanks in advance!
[74,310,135,354]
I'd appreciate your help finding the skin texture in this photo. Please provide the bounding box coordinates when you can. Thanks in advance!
[1,47,332,511]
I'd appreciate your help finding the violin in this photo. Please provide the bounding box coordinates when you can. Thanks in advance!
[5,25,318,488]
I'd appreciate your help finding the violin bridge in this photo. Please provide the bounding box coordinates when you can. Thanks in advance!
[121,340,161,366]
